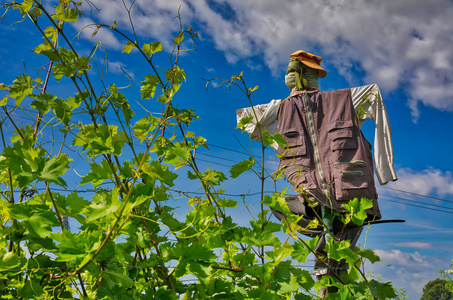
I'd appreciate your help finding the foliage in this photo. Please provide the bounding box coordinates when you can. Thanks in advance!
[420,278,453,300]
[439,260,453,293]
[0,1,400,299]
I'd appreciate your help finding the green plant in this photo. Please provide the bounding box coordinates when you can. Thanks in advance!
[0,1,400,299]
[420,278,453,300]
[440,260,453,293]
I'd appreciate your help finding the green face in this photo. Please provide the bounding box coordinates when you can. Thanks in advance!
[286,59,319,91]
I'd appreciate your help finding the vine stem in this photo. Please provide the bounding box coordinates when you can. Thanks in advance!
[211,265,244,273]
[46,183,65,232]
[65,124,162,279]
[77,273,87,297]
[0,122,16,253]
[265,235,291,291]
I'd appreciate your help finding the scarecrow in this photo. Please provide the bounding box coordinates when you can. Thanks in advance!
[236,50,398,297]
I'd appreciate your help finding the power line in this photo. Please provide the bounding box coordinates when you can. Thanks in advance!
[3,106,453,214]
[9,185,453,216]
[380,197,453,215]
[195,158,232,168]
[381,186,453,204]
[380,193,453,211]
[196,152,239,163]
[208,143,252,157]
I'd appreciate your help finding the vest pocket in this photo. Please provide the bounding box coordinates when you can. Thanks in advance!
[277,129,306,158]
[285,165,309,187]
[328,120,357,151]
[333,161,373,201]
[335,177,372,201]
[279,163,316,192]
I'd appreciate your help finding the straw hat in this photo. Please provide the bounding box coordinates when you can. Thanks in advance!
[289,50,327,78]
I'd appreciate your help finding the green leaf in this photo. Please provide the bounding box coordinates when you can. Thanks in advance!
[174,108,199,125]
[358,248,380,264]
[236,115,253,131]
[83,188,122,223]
[38,154,70,187]
[19,0,34,15]
[294,293,312,300]
[30,92,55,115]
[20,279,44,299]
[29,7,42,18]
[74,56,91,75]
[326,240,358,266]
[102,270,134,289]
[271,132,287,149]
[165,66,185,85]
[217,198,238,208]
[194,136,208,149]
[261,191,302,228]
[188,261,212,286]
[52,63,76,81]
[0,95,8,106]
[261,129,276,147]
[342,198,374,226]
[202,168,227,186]
[50,98,73,126]
[230,156,255,178]
[133,115,158,141]
[10,204,60,238]
[276,274,299,294]
[291,240,311,263]
[122,40,136,54]
[163,142,192,168]
[241,231,280,247]
[43,26,58,42]
[108,83,127,107]
[51,6,79,22]
[8,74,34,106]
[267,244,294,263]
[33,43,60,62]
[368,280,397,299]
[172,33,184,44]
[247,85,259,93]
[292,268,316,291]
[72,124,126,157]
[121,101,135,125]
[80,159,115,187]
[140,75,159,99]
[142,161,178,187]
[50,230,102,263]
[142,41,163,56]
[0,250,22,272]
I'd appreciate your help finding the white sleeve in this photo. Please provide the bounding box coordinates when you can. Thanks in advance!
[235,99,281,150]
[351,84,398,185]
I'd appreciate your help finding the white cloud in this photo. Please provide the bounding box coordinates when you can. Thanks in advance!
[72,17,122,50]
[75,0,453,118]
[190,0,453,116]
[388,168,453,197]
[371,249,450,299]
[85,0,192,50]
[391,241,432,249]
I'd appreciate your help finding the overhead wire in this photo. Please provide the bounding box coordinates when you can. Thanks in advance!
[1,104,453,215]
[380,193,453,211]
[380,197,453,215]
[381,186,453,204]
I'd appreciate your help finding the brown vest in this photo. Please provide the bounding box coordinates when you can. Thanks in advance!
[277,89,381,219]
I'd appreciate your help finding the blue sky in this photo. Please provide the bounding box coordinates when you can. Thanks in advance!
[1,0,453,298]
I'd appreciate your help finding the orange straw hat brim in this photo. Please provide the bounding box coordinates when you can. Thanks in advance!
[289,50,327,78]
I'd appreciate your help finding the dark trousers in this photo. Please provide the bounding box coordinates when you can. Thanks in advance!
[272,195,363,293]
